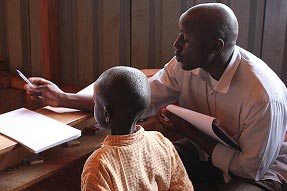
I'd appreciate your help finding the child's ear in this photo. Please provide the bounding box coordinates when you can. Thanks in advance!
[104,106,111,123]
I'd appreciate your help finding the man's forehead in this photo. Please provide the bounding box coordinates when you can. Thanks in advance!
[178,18,195,36]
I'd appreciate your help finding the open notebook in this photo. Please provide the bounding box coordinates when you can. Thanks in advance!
[0,108,81,153]
[166,105,240,150]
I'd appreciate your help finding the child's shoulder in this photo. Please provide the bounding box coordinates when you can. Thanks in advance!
[144,130,173,145]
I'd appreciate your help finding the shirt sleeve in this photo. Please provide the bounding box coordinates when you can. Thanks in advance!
[81,157,112,191]
[212,100,287,181]
[142,57,181,117]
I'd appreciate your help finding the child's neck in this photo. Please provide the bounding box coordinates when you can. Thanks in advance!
[110,122,137,135]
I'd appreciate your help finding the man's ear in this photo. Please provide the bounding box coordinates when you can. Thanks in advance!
[212,38,224,54]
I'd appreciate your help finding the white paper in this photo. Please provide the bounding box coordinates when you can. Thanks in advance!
[44,106,81,113]
[76,83,94,96]
[166,104,218,138]
[0,108,81,153]
[166,105,240,150]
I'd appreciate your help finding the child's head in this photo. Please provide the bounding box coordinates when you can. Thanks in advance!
[93,66,150,134]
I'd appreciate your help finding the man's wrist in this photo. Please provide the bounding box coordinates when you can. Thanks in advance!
[57,92,69,107]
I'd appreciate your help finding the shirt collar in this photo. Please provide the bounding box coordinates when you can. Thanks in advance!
[102,125,144,147]
[214,46,241,93]
[191,46,241,93]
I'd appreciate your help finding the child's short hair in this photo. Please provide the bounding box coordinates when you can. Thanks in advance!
[94,66,151,116]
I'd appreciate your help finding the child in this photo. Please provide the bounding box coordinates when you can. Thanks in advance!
[81,66,193,191]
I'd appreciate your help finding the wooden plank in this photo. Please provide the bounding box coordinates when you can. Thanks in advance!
[29,0,43,76]
[0,0,7,59]
[229,0,251,50]
[186,0,216,9]
[0,131,109,191]
[92,0,103,79]
[36,107,93,128]
[101,0,121,70]
[131,0,150,69]
[59,0,76,85]
[0,135,17,155]
[40,0,60,82]
[161,0,181,66]
[261,0,287,77]
[147,0,162,69]
[74,0,94,86]
[0,87,25,115]
[119,0,131,67]
[20,0,31,75]
[282,20,287,85]
[245,0,265,57]
[5,0,23,71]
[0,145,30,172]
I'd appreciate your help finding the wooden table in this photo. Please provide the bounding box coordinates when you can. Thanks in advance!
[0,69,161,191]
[0,105,109,191]
[0,78,100,191]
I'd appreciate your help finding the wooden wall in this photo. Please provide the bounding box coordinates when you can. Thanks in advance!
[0,0,287,87]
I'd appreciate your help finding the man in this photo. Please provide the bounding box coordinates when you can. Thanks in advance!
[81,66,193,190]
[145,3,287,190]
[25,3,286,191]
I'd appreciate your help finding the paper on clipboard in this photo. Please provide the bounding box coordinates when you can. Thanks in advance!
[166,104,240,150]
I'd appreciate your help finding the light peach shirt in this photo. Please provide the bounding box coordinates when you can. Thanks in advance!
[81,126,193,191]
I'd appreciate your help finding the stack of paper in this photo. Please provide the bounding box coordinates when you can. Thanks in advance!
[0,108,81,153]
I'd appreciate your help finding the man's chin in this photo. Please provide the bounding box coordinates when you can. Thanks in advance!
[175,57,195,70]
[178,62,193,71]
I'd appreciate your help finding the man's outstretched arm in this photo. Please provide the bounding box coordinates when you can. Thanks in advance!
[24,77,94,112]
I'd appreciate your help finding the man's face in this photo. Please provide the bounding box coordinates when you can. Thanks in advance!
[173,17,211,71]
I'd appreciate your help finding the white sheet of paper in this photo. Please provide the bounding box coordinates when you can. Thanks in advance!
[77,82,94,96]
[166,104,240,150]
[44,106,81,113]
[0,108,81,153]
[166,104,219,141]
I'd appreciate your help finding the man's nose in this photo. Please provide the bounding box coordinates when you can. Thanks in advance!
[173,35,183,50]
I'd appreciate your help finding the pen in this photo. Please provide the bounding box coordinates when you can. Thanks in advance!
[16,69,34,87]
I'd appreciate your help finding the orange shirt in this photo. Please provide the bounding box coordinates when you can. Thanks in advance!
[81,126,193,191]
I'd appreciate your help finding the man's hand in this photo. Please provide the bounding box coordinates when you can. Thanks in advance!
[24,77,65,107]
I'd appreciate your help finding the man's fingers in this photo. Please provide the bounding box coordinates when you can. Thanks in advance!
[156,109,168,121]
[30,95,43,101]
[161,108,172,118]
[25,85,44,97]
[156,108,176,129]
[162,108,192,128]
[161,108,179,122]
[31,91,42,97]
[28,77,52,85]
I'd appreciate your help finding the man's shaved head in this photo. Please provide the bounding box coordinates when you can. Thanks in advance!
[181,3,238,44]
